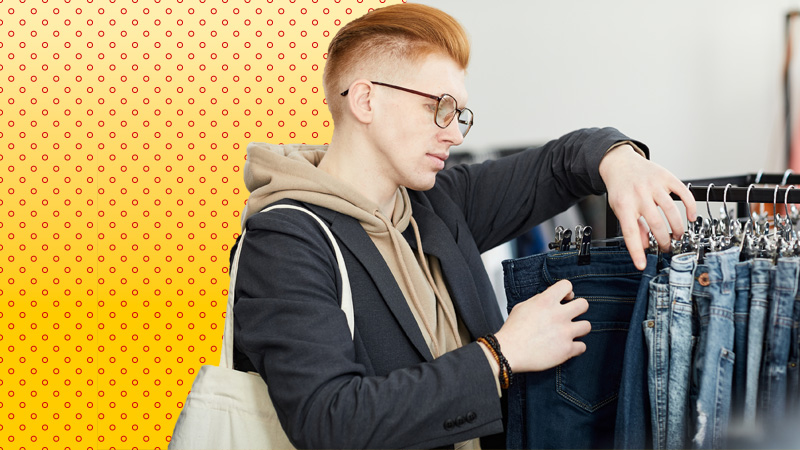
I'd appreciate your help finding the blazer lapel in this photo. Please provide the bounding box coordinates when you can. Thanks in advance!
[308,205,435,362]
[406,205,493,339]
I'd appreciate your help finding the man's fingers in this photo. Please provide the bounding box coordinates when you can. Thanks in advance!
[657,189,685,239]
[570,341,587,359]
[672,178,698,222]
[572,319,591,338]
[619,209,646,270]
[641,203,670,253]
[565,297,589,318]
[547,279,574,302]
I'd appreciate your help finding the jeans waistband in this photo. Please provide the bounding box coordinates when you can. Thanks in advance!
[705,247,739,292]
[503,247,641,289]
[503,247,645,319]
[669,252,697,291]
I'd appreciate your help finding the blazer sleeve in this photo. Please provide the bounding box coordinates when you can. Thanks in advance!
[233,208,504,449]
[432,127,649,253]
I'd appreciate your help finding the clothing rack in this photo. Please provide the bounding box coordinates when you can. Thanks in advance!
[605,172,800,239]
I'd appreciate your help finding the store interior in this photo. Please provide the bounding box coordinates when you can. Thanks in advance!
[413,0,800,316]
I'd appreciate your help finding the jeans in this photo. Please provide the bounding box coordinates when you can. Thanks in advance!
[665,253,697,449]
[744,259,772,426]
[789,287,800,417]
[731,260,751,420]
[615,253,669,450]
[503,247,641,449]
[758,257,799,422]
[692,248,738,449]
[688,263,709,449]
[644,269,671,450]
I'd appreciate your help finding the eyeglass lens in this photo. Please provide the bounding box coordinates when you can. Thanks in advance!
[436,94,472,137]
[456,109,473,137]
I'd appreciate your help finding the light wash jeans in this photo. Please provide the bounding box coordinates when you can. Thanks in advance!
[665,253,697,449]
[691,248,738,449]
[788,286,800,417]
[645,270,671,450]
[744,259,772,426]
[758,258,799,423]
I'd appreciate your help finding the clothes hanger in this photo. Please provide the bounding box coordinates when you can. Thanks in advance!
[781,169,794,185]
[739,185,757,261]
[714,184,740,252]
[783,186,800,256]
[696,184,719,262]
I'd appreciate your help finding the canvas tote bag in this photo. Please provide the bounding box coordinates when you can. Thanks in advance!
[169,204,354,449]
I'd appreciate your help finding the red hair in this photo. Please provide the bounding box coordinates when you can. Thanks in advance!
[323,3,470,120]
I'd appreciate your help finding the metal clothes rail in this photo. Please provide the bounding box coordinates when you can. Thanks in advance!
[605,172,800,239]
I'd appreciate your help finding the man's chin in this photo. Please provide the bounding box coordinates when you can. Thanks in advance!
[405,178,437,192]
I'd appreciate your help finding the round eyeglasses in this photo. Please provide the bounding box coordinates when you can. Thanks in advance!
[340,81,474,137]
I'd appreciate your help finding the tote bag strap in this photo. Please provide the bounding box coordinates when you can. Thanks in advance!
[220,204,354,369]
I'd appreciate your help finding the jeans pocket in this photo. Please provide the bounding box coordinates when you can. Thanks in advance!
[557,321,630,412]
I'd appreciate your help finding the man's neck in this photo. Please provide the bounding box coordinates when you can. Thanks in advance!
[320,134,398,219]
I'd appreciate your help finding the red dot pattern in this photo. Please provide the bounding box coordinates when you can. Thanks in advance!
[0,0,402,447]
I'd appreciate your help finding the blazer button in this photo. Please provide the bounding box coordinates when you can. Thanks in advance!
[444,419,455,431]
[456,416,466,427]
[466,411,477,423]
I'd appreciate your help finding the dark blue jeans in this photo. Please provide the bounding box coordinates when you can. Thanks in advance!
[503,247,642,449]
[731,260,751,421]
[615,253,669,450]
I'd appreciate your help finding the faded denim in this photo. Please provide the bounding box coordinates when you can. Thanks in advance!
[688,264,709,448]
[615,253,670,450]
[691,248,738,449]
[644,270,671,450]
[758,257,799,422]
[665,252,697,449]
[744,259,772,426]
[503,247,641,449]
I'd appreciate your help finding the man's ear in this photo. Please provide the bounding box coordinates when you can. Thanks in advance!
[344,79,375,125]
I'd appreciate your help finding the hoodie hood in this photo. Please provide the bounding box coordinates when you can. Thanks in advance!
[242,142,411,233]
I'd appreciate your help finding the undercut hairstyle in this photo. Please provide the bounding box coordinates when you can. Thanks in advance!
[322,3,470,121]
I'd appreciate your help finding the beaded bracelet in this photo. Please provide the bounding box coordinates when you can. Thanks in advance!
[478,334,512,389]
[483,334,512,388]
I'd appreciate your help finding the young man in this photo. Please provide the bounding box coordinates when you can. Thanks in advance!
[233,3,696,448]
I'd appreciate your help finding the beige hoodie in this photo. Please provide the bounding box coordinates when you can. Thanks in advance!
[242,142,468,359]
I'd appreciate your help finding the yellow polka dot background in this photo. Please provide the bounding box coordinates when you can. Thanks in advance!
[1,0,403,448]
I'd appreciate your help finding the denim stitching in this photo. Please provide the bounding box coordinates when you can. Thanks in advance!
[556,365,619,412]
[582,297,636,304]
[553,271,642,281]
[546,251,632,260]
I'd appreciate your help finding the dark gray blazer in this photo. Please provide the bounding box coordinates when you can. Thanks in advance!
[232,128,646,449]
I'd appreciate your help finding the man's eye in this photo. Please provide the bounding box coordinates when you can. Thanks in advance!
[425,104,437,113]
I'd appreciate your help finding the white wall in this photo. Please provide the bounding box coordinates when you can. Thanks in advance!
[414,0,800,181]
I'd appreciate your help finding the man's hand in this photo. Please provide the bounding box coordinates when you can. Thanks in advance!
[494,280,591,372]
[599,144,697,270]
